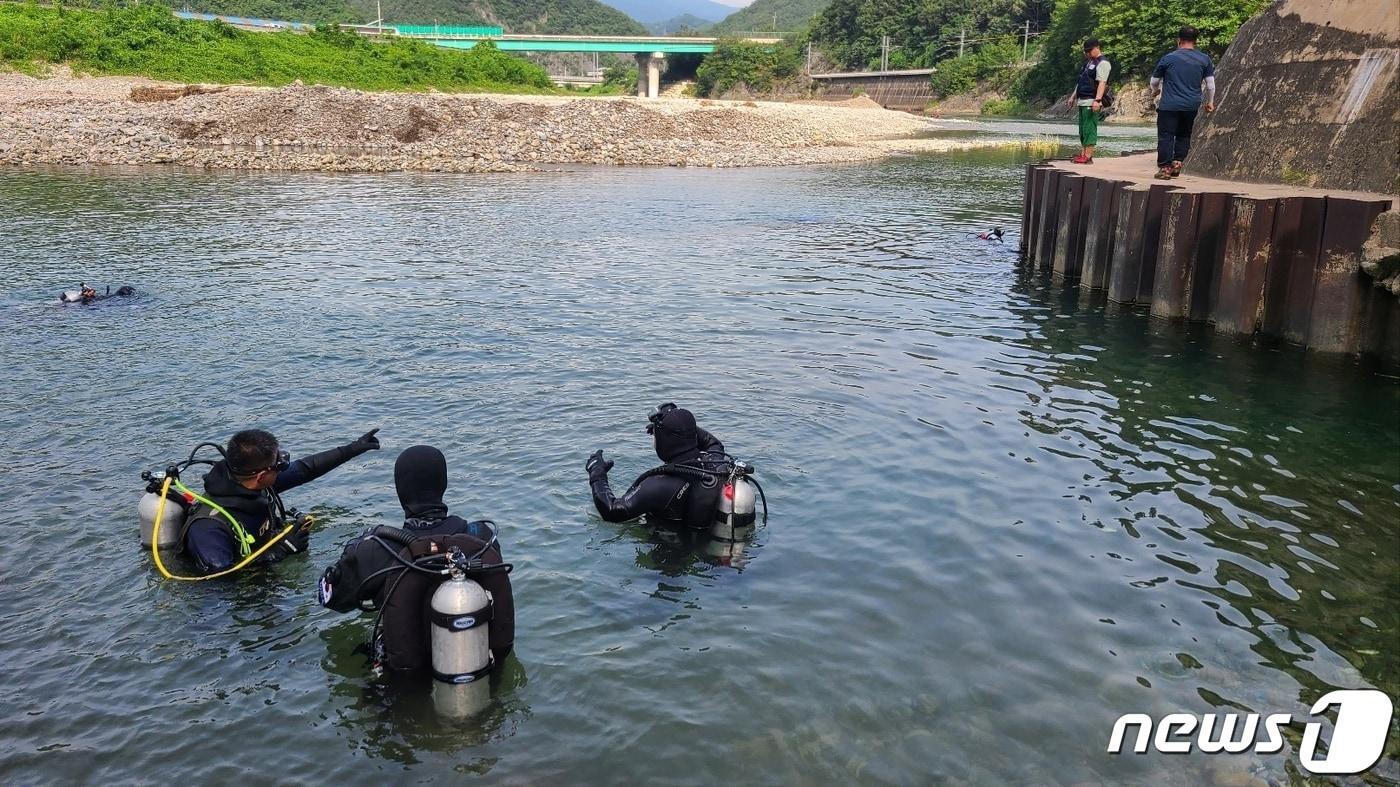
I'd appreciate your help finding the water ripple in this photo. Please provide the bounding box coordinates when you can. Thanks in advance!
[0,152,1395,785]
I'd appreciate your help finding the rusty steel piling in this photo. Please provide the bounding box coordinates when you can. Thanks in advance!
[1018,154,1398,363]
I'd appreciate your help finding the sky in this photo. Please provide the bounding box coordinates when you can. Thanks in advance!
[714,1,754,6]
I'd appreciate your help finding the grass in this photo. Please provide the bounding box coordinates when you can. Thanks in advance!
[1020,136,1062,159]
[0,2,556,93]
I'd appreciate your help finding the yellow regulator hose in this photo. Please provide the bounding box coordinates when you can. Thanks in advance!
[150,474,307,581]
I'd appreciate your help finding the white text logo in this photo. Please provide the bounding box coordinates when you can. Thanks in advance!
[1107,689,1393,775]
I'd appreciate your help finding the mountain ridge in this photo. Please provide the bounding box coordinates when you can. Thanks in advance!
[709,0,824,35]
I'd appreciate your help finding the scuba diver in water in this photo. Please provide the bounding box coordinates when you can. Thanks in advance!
[587,403,734,528]
[181,427,381,573]
[60,284,135,304]
[318,445,514,678]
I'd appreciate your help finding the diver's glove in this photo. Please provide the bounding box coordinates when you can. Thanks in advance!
[293,429,380,483]
[345,428,381,457]
[265,515,311,562]
[586,450,614,482]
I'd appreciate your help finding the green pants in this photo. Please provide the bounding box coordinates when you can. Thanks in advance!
[1078,105,1099,147]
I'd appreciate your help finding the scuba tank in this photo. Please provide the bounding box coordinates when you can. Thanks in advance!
[139,469,189,548]
[429,557,495,718]
[429,565,494,685]
[713,460,760,542]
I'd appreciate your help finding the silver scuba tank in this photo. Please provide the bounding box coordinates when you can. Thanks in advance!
[704,534,750,568]
[139,479,184,549]
[713,461,758,542]
[430,571,493,683]
[429,570,494,718]
[432,675,491,720]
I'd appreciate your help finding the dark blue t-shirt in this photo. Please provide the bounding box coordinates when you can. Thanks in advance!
[1152,48,1215,111]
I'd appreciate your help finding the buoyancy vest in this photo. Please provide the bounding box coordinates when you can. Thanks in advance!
[178,463,287,557]
[1077,56,1105,98]
[638,457,731,529]
[373,526,515,673]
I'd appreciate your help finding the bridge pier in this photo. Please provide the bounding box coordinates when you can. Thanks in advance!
[635,52,664,99]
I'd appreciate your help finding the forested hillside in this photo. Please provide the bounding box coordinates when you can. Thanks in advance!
[345,0,647,33]
[87,0,649,33]
[0,3,554,90]
[710,0,827,35]
[807,0,1267,102]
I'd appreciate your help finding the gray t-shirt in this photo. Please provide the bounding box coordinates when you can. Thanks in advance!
[1152,48,1215,111]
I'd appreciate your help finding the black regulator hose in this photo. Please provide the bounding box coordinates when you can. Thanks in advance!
[185,442,226,466]
[749,476,770,524]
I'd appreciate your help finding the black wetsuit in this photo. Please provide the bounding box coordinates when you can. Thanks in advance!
[182,442,367,573]
[62,286,135,304]
[590,408,727,528]
[318,445,515,669]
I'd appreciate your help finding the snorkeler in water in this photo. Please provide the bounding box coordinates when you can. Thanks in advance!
[60,284,136,304]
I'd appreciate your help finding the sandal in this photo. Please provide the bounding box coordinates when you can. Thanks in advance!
[1072,154,1093,164]
[1170,161,1183,177]
[1154,167,1174,180]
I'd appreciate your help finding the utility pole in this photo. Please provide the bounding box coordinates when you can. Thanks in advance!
[959,29,966,58]
[376,0,382,34]
[806,41,813,74]
[880,35,890,71]
[773,12,778,32]
[1023,21,1030,61]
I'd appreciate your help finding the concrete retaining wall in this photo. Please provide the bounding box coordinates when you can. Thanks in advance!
[810,70,935,112]
[1189,0,1400,195]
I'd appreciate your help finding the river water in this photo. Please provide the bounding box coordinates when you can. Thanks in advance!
[1,141,1396,785]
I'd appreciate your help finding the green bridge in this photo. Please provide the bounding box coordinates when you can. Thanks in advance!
[421,34,731,55]
[385,29,783,55]
[343,26,786,97]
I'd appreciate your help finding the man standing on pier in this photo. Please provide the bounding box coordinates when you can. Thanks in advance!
[1150,26,1216,179]
[1069,38,1111,165]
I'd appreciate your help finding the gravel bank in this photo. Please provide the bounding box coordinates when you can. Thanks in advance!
[0,70,1015,173]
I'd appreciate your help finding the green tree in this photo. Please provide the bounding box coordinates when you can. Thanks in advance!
[929,34,1020,96]
[1018,0,1092,101]
[1019,0,1268,101]
[810,0,1030,71]
[695,38,802,96]
[709,0,828,35]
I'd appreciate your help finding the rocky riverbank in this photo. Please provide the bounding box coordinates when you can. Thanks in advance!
[0,70,1019,173]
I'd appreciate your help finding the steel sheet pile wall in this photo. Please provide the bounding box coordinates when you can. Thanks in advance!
[1020,163,1397,363]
